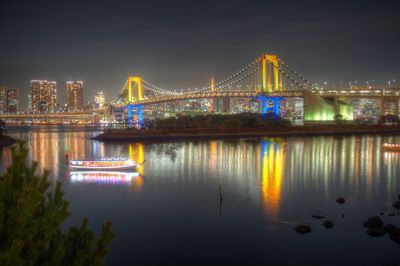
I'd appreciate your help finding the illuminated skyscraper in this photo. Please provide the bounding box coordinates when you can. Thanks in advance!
[66,81,84,111]
[0,87,6,113]
[30,80,57,113]
[6,89,18,113]
[27,94,32,112]
[94,91,105,109]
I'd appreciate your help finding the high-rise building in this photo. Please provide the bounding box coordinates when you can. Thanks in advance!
[27,94,32,112]
[94,91,105,109]
[0,87,6,113]
[6,89,18,113]
[30,80,57,113]
[66,81,83,111]
[83,101,96,112]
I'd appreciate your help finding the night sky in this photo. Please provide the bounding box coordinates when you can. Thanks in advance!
[1,0,400,109]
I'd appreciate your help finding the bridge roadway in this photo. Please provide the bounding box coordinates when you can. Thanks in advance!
[129,88,400,105]
[132,90,305,105]
[316,88,400,99]
[0,112,99,123]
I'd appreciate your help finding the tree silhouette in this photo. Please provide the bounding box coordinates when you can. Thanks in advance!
[0,143,114,265]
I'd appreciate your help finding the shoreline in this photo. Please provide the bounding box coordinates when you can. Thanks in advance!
[92,125,400,142]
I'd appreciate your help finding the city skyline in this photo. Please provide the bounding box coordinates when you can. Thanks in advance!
[0,0,399,110]
[0,77,398,112]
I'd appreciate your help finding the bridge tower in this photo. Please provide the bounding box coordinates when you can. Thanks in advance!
[128,76,143,102]
[259,54,283,117]
[261,54,282,92]
[127,76,144,125]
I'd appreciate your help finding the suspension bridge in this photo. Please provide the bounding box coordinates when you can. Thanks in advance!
[117,54,317,124]
[114,53,400,124]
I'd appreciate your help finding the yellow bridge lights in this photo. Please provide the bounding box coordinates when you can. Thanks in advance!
[128,76,143,102]
[210,77,215,112]
[261,54,283,92]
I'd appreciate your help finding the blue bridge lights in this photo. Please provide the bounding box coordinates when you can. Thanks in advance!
[257,95,283,118]
[126,104,143,126]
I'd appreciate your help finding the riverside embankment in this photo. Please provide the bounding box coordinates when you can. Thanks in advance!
[92,125,400,142]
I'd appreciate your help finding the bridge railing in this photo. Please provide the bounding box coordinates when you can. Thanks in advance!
[313,89,400,97]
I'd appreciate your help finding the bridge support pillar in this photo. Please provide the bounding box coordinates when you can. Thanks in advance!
[258,95,283,119]
[126,104,143,126]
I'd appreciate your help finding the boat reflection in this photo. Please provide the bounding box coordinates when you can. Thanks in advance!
[69,171,139,185]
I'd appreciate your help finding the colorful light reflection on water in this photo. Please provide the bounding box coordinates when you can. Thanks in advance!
[69,171,139,185]
[1,128,399,265]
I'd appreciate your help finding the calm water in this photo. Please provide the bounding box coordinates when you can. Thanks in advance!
[1,127,400,265]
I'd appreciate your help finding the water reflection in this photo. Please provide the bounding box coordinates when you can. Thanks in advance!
[69,171,139,185]
[260,140,285,219]
[143,136,400,217]
[2,129,400,264]
[2,130,400,219]
[129,143,145,176]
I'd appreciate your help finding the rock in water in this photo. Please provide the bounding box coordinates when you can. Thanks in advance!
[363,216,383,228]
[336,197,346,204]
[392,201,400,209]
[322,220,334,229]
[294,225,311,235]
[383,224,397,234]
[389,228,400,244]
[366,228,386,237]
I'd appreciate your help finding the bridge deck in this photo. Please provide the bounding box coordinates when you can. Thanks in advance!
[132,90,305,105]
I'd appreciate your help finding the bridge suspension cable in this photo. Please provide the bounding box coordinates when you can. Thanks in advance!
[115,79,129,102]
[128,57,261,97]
[278,59,316,90]
[214,65,260,91]
[118,54,315,104]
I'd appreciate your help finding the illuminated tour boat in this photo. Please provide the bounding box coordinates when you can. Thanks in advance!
[382,143,400,152]
[69,158,138,170]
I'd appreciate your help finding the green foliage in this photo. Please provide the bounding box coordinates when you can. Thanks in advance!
[0,143,114,266]
[333,113,344,125]
[142,113,290,130]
